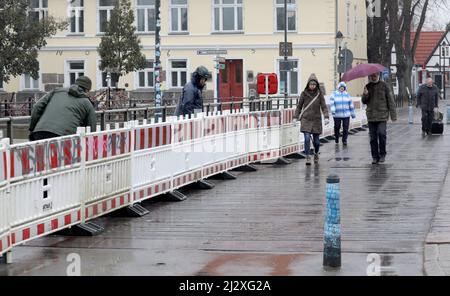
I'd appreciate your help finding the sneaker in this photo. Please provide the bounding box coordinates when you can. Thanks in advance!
[372,159,379,165]
[343,142,348,146]
[314,153,319,163]
[306,156,312,166]
[379,156,385,163]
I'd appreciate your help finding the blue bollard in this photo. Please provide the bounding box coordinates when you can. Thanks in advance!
[446,104,450,125]
[408,104,414,124]
[323,174,341,269]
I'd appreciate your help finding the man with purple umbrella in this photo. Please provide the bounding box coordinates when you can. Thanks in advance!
[362,73,397,165]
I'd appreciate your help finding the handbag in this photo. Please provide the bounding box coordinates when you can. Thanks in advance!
[298,94,320,120]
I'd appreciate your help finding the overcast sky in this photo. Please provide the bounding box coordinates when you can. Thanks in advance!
[423,2,450,30]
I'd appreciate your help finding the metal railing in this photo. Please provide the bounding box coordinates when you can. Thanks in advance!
[0,96,304,143]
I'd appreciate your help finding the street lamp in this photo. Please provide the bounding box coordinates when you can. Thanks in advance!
[336,31,344,82]
[283,0,296,108]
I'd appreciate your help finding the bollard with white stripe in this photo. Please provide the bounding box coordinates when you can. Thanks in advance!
[323,174,341,269]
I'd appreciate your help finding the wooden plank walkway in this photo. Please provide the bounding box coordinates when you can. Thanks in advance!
[1,106,450,275]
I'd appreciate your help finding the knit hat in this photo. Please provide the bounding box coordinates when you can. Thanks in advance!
[75,76,92,91]
[338,81,347,90]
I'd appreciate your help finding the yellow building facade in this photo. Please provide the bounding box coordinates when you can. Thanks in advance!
[0,0,368,101]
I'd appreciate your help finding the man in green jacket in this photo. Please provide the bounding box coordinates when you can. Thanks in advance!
[29,76,97,141]
[362,73,397,165]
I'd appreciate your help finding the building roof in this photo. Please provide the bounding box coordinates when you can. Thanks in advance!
[411,31,446,66]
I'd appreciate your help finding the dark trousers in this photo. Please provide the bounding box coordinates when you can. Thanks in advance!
[29,131,59,141]
[421,109,433,133]
[304,132,321,156]
[334,117,350,143]
[368,121,387,160]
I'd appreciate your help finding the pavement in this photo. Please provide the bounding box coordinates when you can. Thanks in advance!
[2,102,450,276]
[424,104,450,275]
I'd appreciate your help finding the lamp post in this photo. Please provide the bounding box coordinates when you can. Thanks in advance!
[336,31,344,82]
[283,0,288,108]
[155,0,162,119]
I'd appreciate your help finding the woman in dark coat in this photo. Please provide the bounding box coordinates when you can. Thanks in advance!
[293,77,330,165]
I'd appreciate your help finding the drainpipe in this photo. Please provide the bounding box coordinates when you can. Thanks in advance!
[334,0,338,88]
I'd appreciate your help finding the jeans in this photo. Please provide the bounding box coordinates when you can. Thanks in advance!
[304,132,320,156]
[421,109,433,133]
[334,117,350,143]
[368,121,387,160]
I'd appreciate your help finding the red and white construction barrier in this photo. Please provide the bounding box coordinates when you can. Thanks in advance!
[0,98,366,260]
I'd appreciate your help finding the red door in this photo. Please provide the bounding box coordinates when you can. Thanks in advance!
[219,59,243,110]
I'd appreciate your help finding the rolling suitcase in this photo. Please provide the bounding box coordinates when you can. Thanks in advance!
[431,121,444,135]
[431,111,444,135]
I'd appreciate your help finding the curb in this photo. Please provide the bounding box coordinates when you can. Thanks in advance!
[424,243,445,276]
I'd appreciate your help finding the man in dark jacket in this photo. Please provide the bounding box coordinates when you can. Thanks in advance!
[362,73,397,165]
[417,78,440,136]
[29,76,97,140]
[174,66,210,117]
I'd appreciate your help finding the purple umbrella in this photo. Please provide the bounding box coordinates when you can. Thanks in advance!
[341,63,386,82]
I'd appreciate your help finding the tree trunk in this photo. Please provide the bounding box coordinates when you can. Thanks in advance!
[396,60,413,106]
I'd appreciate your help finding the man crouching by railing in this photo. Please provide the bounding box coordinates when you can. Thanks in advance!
[28,76,97,141]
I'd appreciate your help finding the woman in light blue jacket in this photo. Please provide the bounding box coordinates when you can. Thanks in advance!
[329,82,356,146]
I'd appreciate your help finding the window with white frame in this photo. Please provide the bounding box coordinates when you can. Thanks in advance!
[29,0,48,22]
[98,0,118,33]
[170,0,188,32]
[137,60,154,88]
[213,0,243,32]
[169,60,187,88]
[97,61,119,89]
[442,46,450,58]
[278,59,299,95]
[69,0,84,34]
[66,61,85,86]
[136,0,156,33]
[22,73,40,90]
[275,0,296,32]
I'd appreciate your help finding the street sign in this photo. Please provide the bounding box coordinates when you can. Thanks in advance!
[338,49,354,73]
[215,63,226,70]
[279,42,293,57]
[214,57,226,63]
[280,60,296,71]
[197,49,228,55]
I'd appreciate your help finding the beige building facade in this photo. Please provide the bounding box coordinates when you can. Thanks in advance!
[0,0,368,103]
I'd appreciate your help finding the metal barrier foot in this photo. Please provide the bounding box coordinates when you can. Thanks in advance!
[285,152,306,159]
[196,180,215,189]
[325,136,336,141]
[164,190,187,202]
[232,164,258,172]
[355,127,366,132]
[274,157,292,165]
[57,222,104,236]
[208,171,237,180]
[124,204,150,217]
[320,138,330,144]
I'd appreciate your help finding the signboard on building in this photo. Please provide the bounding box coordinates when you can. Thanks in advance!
[279,42,293,57]
[197,49,228,55]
